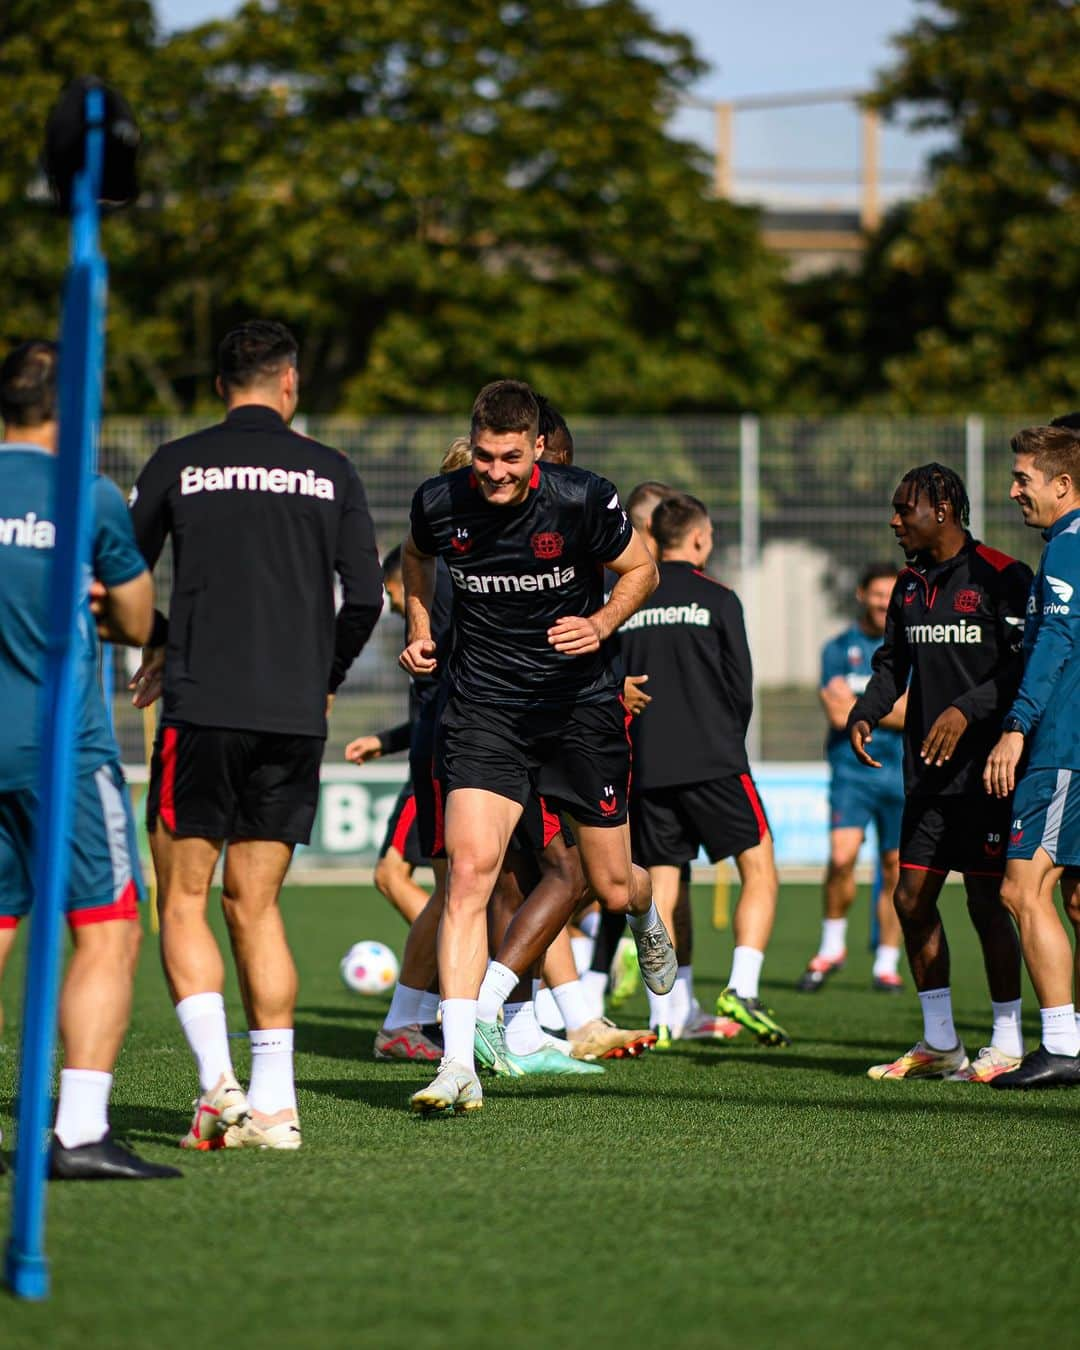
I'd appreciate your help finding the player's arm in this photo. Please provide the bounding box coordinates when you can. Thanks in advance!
[879,689,908,731]
[549,530,657,656]
[345,720,411,764]
[89,477,154,646]
[401,529,439,676]
[819,640,855,730]
[330,468,384,694]
[127,448,174,651]
[714,591,754,732]
[985,551,1077,797]
[848,589,909,768]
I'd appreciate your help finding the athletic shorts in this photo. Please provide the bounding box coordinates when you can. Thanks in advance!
[437,691,630,828]
[378,781,425,867]
[630,773,770,868]
[510,794,576,854]
[829,771,904,854]
[0,761,143,927]
[899,794,1012,878]
[147,723,323,845]
[1008,768,1080,868]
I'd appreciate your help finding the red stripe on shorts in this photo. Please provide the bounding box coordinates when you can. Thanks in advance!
[539,796,561,849]
[900,862,948,876]
[159,726,178,832]
[431,773,445,855]
[0,916,18,930]
[739,773,767,842]
[392,793,418,855]
[68,878,139,929]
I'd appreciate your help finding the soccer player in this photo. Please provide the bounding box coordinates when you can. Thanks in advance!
[129,320,382,1148]
[798,563,907,993]
[402,379,674,1113]
[849,463,1031,1082]
[0,339,178,1180]
[982,425,1080,1089]
[620,493,790,1046]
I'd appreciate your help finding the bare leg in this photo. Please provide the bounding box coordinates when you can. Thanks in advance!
[152,826,225,1002]
[374,847,428,924]
[1061,875,1080,1001]
[0,923,17,1038]
[964,874,1022,1004]
[60,919,141,1071]
[733,832,779,951]
[220,839,297,1029]
[398,860,446,992]
[893,867,950,991]
[999,853,1072,1009]
[823,828,862,922]
[877,850,902,949]
[648,865,681,952]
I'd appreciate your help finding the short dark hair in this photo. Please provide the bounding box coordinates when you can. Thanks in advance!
[471,379,538,441]
[897,463,970,527]
[626,480,674,529]
[536,393,573,465]
[1011,425,1080,485]
[652,493,709,552]
[858,561,898,591]
[382,544,403,579]
[0,340,59,427]
[1050,412,1080,431]
[217,320,298,392]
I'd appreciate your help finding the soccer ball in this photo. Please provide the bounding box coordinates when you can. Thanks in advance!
[340,940,399,996]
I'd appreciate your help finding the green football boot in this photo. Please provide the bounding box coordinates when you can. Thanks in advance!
[513,1046,604,1075]
[714,988,791,1047]
[608,937,641,1009]
[474,1019,527,1077]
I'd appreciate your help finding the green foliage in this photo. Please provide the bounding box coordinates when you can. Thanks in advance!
[793,0,1079,413]
[0,0,795,414]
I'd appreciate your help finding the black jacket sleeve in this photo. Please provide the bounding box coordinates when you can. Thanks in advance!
[377,721,413,755]
[128,446,174,645]
[950,560,1032,726]
[329,466,383,693]
[850,584,910,730]
[719,591,754,734]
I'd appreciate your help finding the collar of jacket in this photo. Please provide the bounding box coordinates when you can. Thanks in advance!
[1043,506,1080,542]
[224,404,287,429]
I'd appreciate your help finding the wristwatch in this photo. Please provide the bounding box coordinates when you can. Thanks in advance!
[1002,715,1026,735]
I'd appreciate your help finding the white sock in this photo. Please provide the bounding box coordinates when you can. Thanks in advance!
[248,1029,296,1116]
[440,999,477,1069]
[647,987,676,1029]
[176,991,234,1092]
[579,910,600,940]
[626,901,659,934]
[728,946,764,1000]
[54,1068,111,1148]
[580,969,608,1019]
[534,984,564,1030]
[673,965,694,1025]
[476,961,519,1023]
[1041,1003,1080,1056]
[571,935,594,975]
[552,980,591,1032]
[918,987,957,1051]
[872,944,901,978]
[504,1002,546,1055]
[418,990,440,1025]
[819,918,847,960]
[383,982,424,1031]
[990,998,1024,1058]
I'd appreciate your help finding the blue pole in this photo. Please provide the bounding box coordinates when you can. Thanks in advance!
[5,87,107,1302]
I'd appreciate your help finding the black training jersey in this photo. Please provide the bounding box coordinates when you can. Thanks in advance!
[618,561,753,790]
[850,536,1032,797]
[131,405,382,737]
[409,461,634,707]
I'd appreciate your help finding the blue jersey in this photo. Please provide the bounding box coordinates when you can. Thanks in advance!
[1008,507,1080,771]
[0,445,147,790]
[821,624,904,778]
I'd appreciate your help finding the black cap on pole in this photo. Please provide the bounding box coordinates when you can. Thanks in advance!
[44,77,140,215]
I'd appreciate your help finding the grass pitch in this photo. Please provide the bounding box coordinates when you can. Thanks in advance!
[2,882,1078,1349]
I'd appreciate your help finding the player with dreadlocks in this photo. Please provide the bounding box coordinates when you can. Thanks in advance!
[848,463,1033,1082]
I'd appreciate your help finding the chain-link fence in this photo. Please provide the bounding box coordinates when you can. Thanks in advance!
[99,414,1044,769]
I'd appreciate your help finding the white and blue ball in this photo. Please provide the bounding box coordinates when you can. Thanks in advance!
[340,940,399,996]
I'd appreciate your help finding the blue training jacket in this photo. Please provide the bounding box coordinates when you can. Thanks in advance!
[1008,506,1080,770]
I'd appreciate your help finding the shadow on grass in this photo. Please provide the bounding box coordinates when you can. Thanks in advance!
[295,1016,376,1062]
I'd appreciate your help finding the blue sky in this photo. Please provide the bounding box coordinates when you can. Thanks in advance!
[155,0,946,207]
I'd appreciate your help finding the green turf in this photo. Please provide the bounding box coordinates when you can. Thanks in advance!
[1,883,1077,1349]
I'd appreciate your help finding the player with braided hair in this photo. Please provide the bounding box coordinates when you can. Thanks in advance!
[848,463,1033,1082]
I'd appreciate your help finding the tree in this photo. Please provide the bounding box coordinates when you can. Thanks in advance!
[793,0,1079,413]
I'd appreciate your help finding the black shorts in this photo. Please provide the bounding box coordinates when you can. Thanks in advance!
[899,794,1013,878]
[631,774,769,868]
[437,691,631,828]
[378,782,425,867]
[147,723,323,845]
[510,794,577,854]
